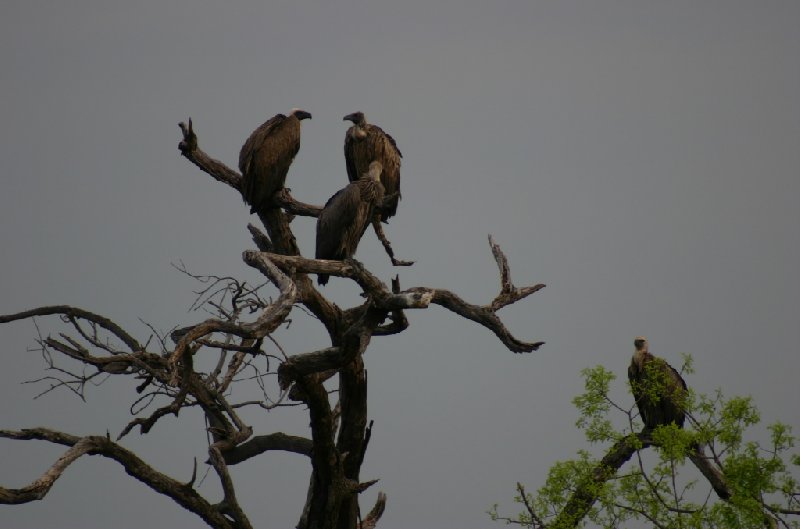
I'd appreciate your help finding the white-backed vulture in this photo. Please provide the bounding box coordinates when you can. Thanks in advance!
[315,161,385,285]
[239,108,312,214]
[343,112,401,222]
[628,337,688,430]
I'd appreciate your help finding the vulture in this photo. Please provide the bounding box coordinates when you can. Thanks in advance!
[238,108,312,214]
[343,112,402,222]
[628,337,688,430]
[315,161,385,285]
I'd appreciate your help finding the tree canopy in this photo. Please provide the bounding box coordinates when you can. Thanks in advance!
[491,359,800,529]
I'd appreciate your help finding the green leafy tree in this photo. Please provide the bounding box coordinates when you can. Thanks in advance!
[490,359,800,529]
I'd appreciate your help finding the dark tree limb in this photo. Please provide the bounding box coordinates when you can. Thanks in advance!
[253,242,545,353]
[279,306,386,389]
[0,428,235,529]
[208,446,253,529]
[551,433,648,529]
[0,305,141,352]
[372,276,410,336]
[360,491,387,529]
[274,188,323,217]
[222,432,313,465]
[488,235,547,311]
[178,119,242,191]
[117,385,189,439]
[370,218,414,267]
[550,432,781,529]
[168,252,296,379]
[687,443,731,501]
[247,223,273,252]
[409,288,544,353]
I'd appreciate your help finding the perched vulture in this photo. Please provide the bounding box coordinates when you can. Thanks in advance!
[315,161,385,285]
[343,112,402,222]
[238,108,312,214]
[628,337,688,430]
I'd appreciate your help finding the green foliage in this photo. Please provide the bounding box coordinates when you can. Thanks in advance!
[573,366,618,443]
[494,358,800,529]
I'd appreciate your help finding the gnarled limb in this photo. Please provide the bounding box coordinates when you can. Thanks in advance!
[208,446,253,529]
[488,234,546,311]
[360,491,387,529]
[370,218,414,267]
[168,252,296,379]
[0,305,141,352]
[250,237,545,354]
[407,288,544,353]
[274,188,323,217]
[179,119,242,191]
[0,428,235,529]
[222,432,313,465]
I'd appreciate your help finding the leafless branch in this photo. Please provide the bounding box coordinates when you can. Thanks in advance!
[371,218,414,266]
[208,446,253,529]
[488,234,546,311]
[359,491,387,529]
[0,306,141,352]
[178,119,241,191]
[0,428,235,529]
[274,188,323,217]
[252,238,545,354]
[222,432,313,465]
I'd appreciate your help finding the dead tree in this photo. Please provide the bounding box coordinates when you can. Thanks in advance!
[0,118,545,529]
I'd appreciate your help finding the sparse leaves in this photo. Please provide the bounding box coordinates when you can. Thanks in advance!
[573,366,618,444]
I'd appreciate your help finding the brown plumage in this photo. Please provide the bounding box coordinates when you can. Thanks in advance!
[239,109,312,214]
[343,112,401,222]
[315,161,385,285]
[628,337,688,430]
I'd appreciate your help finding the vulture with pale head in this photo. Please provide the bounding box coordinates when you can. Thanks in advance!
[315,161,385,285]
[239,108,312,214]
[628,336,688,430]
[343,112,401,222]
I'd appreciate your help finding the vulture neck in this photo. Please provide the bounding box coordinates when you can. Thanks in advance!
[351,125,368,140]
[632,348,649,370]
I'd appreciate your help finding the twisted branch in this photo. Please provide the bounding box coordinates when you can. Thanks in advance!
[0,428,235,529]
[0,305,141,352]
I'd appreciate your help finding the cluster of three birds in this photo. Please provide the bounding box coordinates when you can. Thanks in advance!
[238,110,402,285]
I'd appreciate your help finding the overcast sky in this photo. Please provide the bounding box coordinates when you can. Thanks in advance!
[1,1,798,528]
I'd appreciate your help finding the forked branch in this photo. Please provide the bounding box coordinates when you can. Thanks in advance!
[179,119,241,191]
[549,432,780,529]
[254,235,545,353]
[0,428,235,529]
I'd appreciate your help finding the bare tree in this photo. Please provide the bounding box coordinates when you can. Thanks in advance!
[0,118,545,529]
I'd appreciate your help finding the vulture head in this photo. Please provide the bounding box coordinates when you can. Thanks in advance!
[290,108,313,121]
[634,336,649,352]
[343,111,367,126]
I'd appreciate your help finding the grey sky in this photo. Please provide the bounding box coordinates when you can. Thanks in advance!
[1,1,798,528]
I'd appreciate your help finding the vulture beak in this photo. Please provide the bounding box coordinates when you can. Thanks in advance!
[343,112,362,124]
[293,110,312,121]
